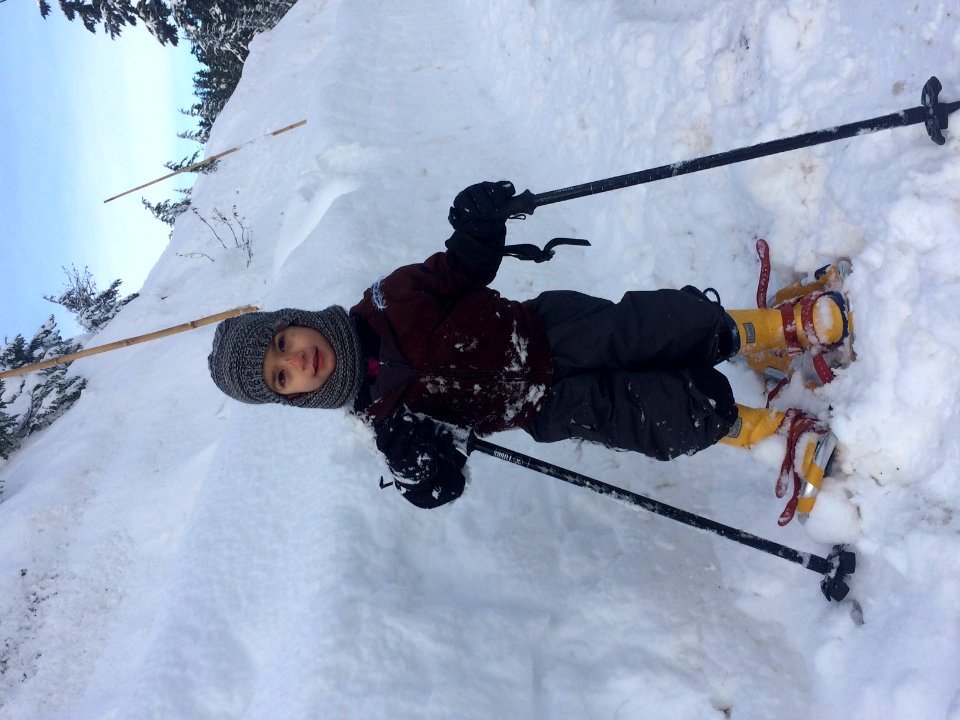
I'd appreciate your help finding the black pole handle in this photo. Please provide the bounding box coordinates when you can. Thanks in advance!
[505,77,956,215]
[503,189,538,217]
[466,432,855,601]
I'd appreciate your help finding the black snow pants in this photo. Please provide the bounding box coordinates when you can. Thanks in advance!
[524,288,738,461]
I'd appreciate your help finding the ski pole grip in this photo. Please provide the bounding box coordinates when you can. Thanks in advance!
[504,189,538,218]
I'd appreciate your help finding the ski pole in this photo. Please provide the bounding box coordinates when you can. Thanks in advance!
[0,305,260,380]
[466,433,856,602]
[504,76,957,216]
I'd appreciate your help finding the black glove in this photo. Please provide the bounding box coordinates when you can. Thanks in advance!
[448,181,516,239]
[373,411,468,509]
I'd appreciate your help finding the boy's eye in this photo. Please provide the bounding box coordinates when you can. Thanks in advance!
[278,369,286,388]
[277,336,286,352]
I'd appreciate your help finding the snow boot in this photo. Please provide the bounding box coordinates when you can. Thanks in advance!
[767,259,852,308]
[728,291,849,356]
[720,404,837,524]
[719,404,784,448]
[739,239,855,393]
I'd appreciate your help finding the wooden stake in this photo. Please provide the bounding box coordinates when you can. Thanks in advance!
[103,120,307,203]
[0,305,260,381]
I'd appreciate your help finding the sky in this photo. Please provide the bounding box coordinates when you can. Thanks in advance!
[0,0,200,341]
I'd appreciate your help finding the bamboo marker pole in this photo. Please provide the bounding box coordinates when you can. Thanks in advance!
[0,305,260,380]
[103,119,307,203]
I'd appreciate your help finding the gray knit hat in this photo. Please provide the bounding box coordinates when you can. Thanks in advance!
[207,305,363,409]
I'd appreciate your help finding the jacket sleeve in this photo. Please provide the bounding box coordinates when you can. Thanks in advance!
[372,409,468,509]
[443,227,506,285]
[444,180,513,282]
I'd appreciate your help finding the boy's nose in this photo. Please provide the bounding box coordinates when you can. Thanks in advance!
[285,352,306,371]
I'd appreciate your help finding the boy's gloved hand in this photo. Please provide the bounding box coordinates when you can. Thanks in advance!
[448,181,516,240]
[373,410,467,509]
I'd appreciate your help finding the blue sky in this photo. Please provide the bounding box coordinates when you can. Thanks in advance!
[0,1,200,341]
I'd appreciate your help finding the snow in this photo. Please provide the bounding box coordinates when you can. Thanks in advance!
[2,1,960,717]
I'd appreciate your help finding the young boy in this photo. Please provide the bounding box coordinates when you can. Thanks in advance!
[208,182,848,522]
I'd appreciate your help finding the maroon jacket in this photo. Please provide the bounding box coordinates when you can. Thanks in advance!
[350,249,553,436]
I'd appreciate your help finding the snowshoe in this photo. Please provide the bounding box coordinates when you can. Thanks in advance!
[721,404,838,524]
[778,408,837,525]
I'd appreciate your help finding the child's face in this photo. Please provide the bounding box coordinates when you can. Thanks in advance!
[262,325,337,396]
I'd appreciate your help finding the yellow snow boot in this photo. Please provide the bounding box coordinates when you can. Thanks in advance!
[720,405,785,448]
[720,404,837,524]
[739,240,855,392]
[768,259,852,307]
[728,292,849,356]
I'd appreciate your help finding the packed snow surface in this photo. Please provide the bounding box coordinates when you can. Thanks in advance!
[3,1,960,718]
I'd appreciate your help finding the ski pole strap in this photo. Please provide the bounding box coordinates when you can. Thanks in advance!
[501,237,591,263]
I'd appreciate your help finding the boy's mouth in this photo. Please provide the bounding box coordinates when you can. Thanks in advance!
[313,347,320,375]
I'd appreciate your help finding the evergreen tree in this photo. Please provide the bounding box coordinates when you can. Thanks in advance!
[46,0,178,46]
[0,334,28,370]
[142,191,192,227]
[0,381,16,461]
[0,316,87,456]
[138,0,296,218]
[26,316,59,364]
[0,337,26,458]
[174,0,297,142]
[43,266,138,333]
[0,334,19,460]
[78,277,139,332]
[15,318,86,440]
[29,370,86,436]
[39,0,297,50]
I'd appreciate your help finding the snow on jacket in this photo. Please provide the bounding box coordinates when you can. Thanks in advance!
[350,246,552,436]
